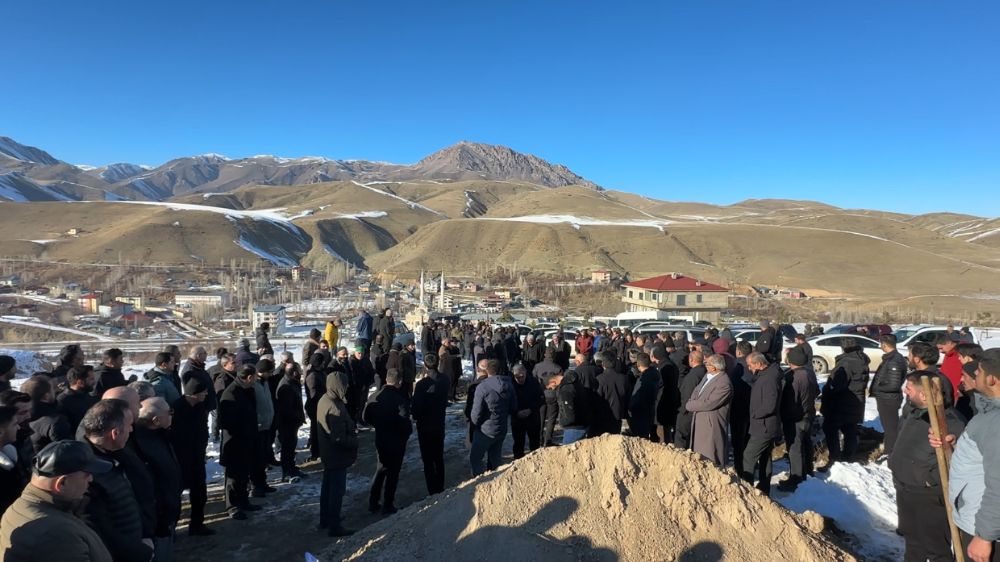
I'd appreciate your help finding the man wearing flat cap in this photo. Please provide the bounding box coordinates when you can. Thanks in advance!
[1,439,114,561]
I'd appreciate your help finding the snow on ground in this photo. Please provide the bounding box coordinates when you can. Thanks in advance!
[0,315,113,341]
[480,214,673,231]
[0,293,70,305]
[350,180,447,217]
[0,349,53,378]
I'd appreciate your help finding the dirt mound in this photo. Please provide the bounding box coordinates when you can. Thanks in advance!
[324,435,856,562]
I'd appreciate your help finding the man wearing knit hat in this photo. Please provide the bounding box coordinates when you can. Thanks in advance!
[777,346,820,492]
[170,375,214,536]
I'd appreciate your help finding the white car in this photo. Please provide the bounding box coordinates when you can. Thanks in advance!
[892,325,954,356]
[805,334,883,375]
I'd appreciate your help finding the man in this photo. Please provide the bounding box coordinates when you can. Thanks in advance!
[50,344,84,390]
[0,405,25,515]
[0,355,15,393]
[819,338,871,470]
[305,352,331,460]
[218,365,260,520]
[57,366,98,432]
[170,375,214,536]
[363,369,411,515]
[180,346,218,415]
[316,370,358,537]
[576,328,595,361]
[594,352,630,436]
[731,341,754,471]
[256,322,274,357]
[504,328,522,372]
[557,367,589,444]
[163,345,184,394]
[275,358,306,482]
[97,386,156,542]
[754,320,782,364]
[793,333,814,365]
[400,341,418,398]
[411,354,450,495]
[145,352,181,406]
[22,376,72,455]
[628,353,661,440]
[438,338,463,402]
[420,321,435,357]
[533,351,563,446]
[0,440,113,562]
[652,347,680,443]
[375,308,395,350]
[686,354,733,466]
[510,363,544,456]
[548,332,572,372]
[741,352,783,495]
[674,350,707,449]
[891,371,965,562]
[869,334,908,457]
[92,348,126,396]
[3,390,33,485]
[209,352,236,442]
[937,332,964,402]
[250,359,277,497]
[356,309,374,360]
[80,399,153,562]
[470,359,517,475]
[465,360,489,444]
[777,346,820,491]
[132,397,181,561]
[522,334,545,376]
[324,319,341,352]
[349,345,376,422]
[669,334,690,380]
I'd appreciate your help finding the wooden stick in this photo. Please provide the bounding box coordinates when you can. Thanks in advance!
[922,375,965,562]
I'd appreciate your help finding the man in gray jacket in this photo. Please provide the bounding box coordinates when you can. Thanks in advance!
[936,348,1000,562]
[685,354,733,466]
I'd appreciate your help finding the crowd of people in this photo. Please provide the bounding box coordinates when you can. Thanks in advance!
[0,313,997,562]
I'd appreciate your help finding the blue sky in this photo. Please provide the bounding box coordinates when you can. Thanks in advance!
[3,1,998,215]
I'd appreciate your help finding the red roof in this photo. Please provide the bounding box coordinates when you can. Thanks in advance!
[623,274,726,292]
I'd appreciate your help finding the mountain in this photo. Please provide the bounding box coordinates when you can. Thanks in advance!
[0,136,601,202]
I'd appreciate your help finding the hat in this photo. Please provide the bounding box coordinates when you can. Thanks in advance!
[948,332,962,342]
[963,360,979,377]
[0,355,14,375]
[34,440,112,477]
[183,375,210,396]
[786,346,809,367]
[391,342,403,352]
[354,344,365,353]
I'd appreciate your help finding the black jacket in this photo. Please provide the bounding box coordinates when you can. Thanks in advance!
[317,372,359,470]
[522,341,545,371]
[362,385,412,452]
[210,365,237,395]
[255,327,274,356]
[218,379,258,468]
[170,395,208,468]
[275,375,306,428]
[728,359,752,425]
[57,388,98,433]
[822,349,870,424]
[781,367,820,422]
[748,363,784,439]
[439,348,462,383]
[181,360,217,412]
[669,349,690,379]
[27,402,71,455]
[629,367,661,436]
[548,341,572,371]
[513,373,545,414]
[349,355,376,389]
[132,425,182,536]
[889,400,966,489]
[91,365,126,396]
[656,361,681,428]
[754,327,782,363]
[411,369,450,432]
[870,350,907,399]
[557,371,589,428]
[595,367,630,432]
[119,441,156,538]
[675,365,707,436]
[400,350,417,390]
[82,441,152,562]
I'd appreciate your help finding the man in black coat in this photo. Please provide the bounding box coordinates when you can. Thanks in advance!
[754,320,783,364]
[777,347,820,492]
[510,363,544,456]
[548,332,572,372]
[869,334,908,457]
[181,346,218,415]
[741,352,784,496]
[170,376,214,536]
[420,322,435,356]
[275,362,306,481]
[533,350,563,446]
[521,334,545,377]
[57,366,97,433]
[132,397,181,560]
[465,359,489,443]
[362,370,411,515]
[305,351,333,460]
[594,352,630,436]
[411,355,449,495]
[628,353,661,439]
[349,346,376,423]
[652,348,680,443]
[504,329,522,371]
[438,339,463,402]
[234,339,259,370]
[668,337,690,381]
[92,348,127,396]
[80,399,153,562]
[820,338,871,469]
[218,365,259,519]
[400,342,418,398]
[674,350,707,449]
[730,341,754,472]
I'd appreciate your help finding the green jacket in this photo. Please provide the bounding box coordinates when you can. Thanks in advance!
[0,484,113,562]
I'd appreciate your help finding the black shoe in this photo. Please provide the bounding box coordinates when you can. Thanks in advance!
[243,503,262,512]
[381,505,398,515]
[229,510,247,520]
[368,502,381,513]
[251,488,266,498]
[188,524,216,536]
[268,458,281,467]
[289,468,306,478]
[816,463,832,473]
[328,526,355,537]
[776,477,801,492]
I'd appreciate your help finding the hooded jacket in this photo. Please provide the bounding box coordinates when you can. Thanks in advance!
[317,371,359,469]
[91,364,126,396]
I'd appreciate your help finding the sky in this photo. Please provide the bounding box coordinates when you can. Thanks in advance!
[2,1,998,216]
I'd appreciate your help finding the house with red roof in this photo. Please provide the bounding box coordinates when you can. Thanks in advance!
[621,273,729,322]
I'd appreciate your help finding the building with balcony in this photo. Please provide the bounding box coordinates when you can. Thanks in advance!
[621,273,728,322]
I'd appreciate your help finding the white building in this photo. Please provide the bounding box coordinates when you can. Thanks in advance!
[252,305,287,334]
[175,292,231,309]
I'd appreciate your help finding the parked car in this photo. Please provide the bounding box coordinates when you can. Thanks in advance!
[631,325,707,344]
[805,333,883,375]
[732,327,796,347]
[392,321,414,347]
[893,325,954,356]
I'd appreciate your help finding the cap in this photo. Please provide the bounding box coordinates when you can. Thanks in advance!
[354,345,365,353]
[34,440,112,477]
[0,355,14,375]
[963,360,979,377]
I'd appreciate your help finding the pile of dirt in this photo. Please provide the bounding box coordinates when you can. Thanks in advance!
[324,435,856,561]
